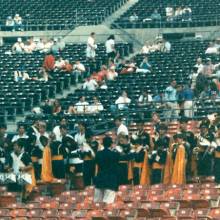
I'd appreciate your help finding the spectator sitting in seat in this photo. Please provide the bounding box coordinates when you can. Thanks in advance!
[150,9,161,22]
[14,14,23,31]
[14,66,30,82]
[136,56,152,73]
[24,37,36,53]
[182,6,192,21]
[35,38,45,53]
[138,90,153,106]
[83,77,98,91]
[174,7,183,20]
[57,37,65,51]
[194,57,204,73]
[43,52,55,73]
[54,57,65,70]
[129,13,138,23]
[120,59,136,74]
[61,60,73,73]
[92,65,108,82]
[44,39,54,53]
[68,96,89,114]
[37,67,49,82]
[51,38,60,54]
[205,42,219,54]
[52,100,62,116]
[106,66,118,81]
[115,91,131,111]
[166,6,174,21]
[141,42,150,54]
[73,60,86,83]
[88,96,104,113]
[203,58,220,77]
[162,39,171,53]
[5,16,15,31]
[12,38,25,54]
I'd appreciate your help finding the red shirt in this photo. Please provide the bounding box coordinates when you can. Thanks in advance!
[43,55,55,71]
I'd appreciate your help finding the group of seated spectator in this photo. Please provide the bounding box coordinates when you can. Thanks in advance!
[12,37,65,54]
[141,38,171,54]
[166,5,192,22]
[5,14,23,31]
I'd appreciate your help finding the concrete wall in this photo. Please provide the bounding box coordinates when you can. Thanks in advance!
[1,25,220,45]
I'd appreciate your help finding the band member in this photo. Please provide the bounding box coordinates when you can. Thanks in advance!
[130,135,150,185]
[171,133,187,184]
[114,134,132,185]
[179,117,197,178]
[79,133,96,187]
[133,121,153,150]
[150,123,170,184]
[10,139,36,200]
[40,136,54,183]
[94,136,121,204]
[0,142,11,173]
[30,135,42,180]
[195,123,215,177]
[50,134,65,179]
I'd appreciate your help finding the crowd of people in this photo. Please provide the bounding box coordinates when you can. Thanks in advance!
[12,37,65,54]
[0,113,220,203]
[5,14,23,31]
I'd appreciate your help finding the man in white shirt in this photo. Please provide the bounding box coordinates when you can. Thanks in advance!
[194,57,204,73]
[166,6,174,21]
[11,125,28,142]
[86,32,97,60]
[164,40,171,53]
[35,38,45,53]
[114,117,129,136]
[53,118,68,142]
[83,77,98,91]
[205,42,219,54]
[68,96,89,114]
[105,35,116,60]
[88,97,104,113]
[115,91,131,110]
[55,57,65,70]
[12,38,24,54]
[73,61,86,83]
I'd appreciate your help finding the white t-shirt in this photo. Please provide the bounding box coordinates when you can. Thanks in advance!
[105,39,115,53]
[88,103,104,113]
[205,47,218,54]
[11,134,28,142]
[75,101,89,113]
[83,79,98,91]
[87,36,96,49]
[53,125,62,142]
[117,123,129,136]
[115,96,131,110]
[74,63,86,72]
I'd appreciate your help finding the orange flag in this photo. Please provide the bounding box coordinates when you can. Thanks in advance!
[41,146,54,183]
[140,151,150,185]
[163,151,173,184]
[171,145,186,184]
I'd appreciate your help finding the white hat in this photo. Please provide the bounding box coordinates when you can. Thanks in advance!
[17,38,22,42]
[15,14,19,17]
